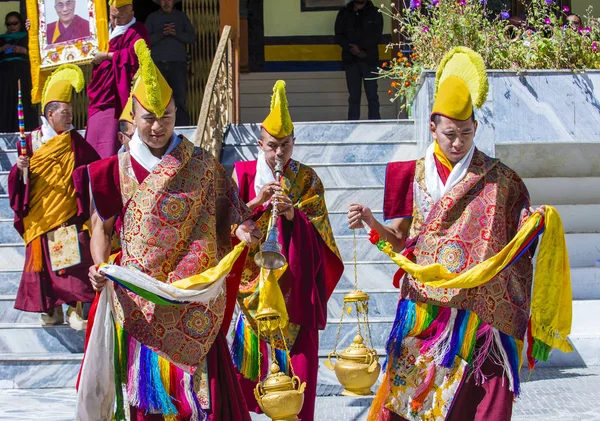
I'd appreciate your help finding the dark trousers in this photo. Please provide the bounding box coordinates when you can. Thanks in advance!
[343,60,381,120]
[155,61,190,126]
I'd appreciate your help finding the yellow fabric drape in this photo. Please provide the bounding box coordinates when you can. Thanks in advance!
[433,140,454,171]
[380,206,573,353]
[256,265,289,331]
[26,0,109,103]
[170,242,247,289]
[22,132,76,245]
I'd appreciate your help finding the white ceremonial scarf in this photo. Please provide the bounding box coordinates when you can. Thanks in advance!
[109,17,136,41]
[424,141,476,204]
[40,116,73,143]
[129,130,180,172]
[254,150,277,197]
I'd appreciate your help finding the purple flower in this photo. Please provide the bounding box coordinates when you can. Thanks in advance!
[544,0,553,4]
[459,0,466,5]
[585,26,592,32]
[593,42,598,52]
[432,0,440,5]
[410,0,422,7]
[544,17,551,24]
[562,5,570,12]
[423,26,430,32]
[500,11,510,19]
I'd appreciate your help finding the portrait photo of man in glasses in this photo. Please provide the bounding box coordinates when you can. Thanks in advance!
[46,0,90,45]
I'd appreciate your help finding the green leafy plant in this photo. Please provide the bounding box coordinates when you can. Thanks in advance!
[378,0,600,107]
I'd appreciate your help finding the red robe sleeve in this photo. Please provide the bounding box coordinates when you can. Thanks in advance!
[71,131,100,221]
[88,155,122,221]
[383,160,417,220]
[279,209,343,330]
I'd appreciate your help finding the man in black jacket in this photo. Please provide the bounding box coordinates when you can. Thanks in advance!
[335,0,383,120]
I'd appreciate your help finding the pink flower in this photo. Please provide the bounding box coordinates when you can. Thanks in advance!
[593,42,598,52]
[423,26,430,32]
[544,18,551,25]
[459,0,466,5]
[562,5,570,12]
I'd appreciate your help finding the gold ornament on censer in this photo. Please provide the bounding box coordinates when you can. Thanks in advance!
[253,308,306,421]
[324,231,380,396]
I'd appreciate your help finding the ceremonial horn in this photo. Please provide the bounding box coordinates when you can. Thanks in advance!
[254,159,286,270]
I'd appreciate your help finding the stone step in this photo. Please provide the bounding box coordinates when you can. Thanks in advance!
[0,353,82,389]
[0,324,84,354]
[321,177,600,207]
[225,121,415,145]
[496,142,600,178]
[220,141,419,168]
[0,271,20,295]
[0,150,17,171]
[0,196,10,219]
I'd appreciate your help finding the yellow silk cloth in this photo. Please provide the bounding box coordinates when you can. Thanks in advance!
[255,265,289,332]
[381,206,573,353]
[170,242,247,290]
[22,132,79,245]
[433,140,454,171]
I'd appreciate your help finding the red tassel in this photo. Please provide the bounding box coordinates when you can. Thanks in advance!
[526,318,536,370]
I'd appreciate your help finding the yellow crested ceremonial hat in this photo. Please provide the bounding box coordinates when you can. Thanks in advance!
[262,80,294,139]
[108,0,132,7]
[41,64,84,111]
[119,96,133,123]
[131,39,173,118]
[431,46,488,121]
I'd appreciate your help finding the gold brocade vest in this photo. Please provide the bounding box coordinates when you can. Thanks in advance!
[402,151,534,339]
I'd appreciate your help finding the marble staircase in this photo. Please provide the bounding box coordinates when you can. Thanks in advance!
[0,122,599,391]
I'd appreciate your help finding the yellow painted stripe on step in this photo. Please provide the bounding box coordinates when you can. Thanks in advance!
[264,44,391,62]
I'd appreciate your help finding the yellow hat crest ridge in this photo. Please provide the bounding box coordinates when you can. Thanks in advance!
[41,64,85,111]
[119,96,133,123]
[262,80,294,139]
[108,0,133,8]
[131,39,172,118]
[431,46,488,121]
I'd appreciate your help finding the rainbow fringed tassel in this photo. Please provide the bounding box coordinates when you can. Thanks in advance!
[231,314,290,381]
[113,322,206,420]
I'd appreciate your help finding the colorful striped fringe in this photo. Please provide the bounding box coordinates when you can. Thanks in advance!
[113,323,205,420]
[386,298,522,395]
[231,315,290,381]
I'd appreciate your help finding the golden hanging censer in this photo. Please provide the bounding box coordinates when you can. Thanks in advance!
[253,307,306,421]
[324,231,380,396]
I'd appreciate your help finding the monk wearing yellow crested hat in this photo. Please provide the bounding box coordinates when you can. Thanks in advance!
[348,47,560,420]
[8,64,100,330]
[230,80,344,421]
[117,96,134,152]
[86,0,149,159]
[83,40,260,421]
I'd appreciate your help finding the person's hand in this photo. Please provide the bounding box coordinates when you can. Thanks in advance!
[13,46,27,55]
[16,155,29,171]
[0,44,10,53]
[358,51,367,59]
[255,181,282,207]
[25,19,31,31]
[91,51,108,65]
[273,192,294,221]
[348,203,375,230]
[349,44,362,56]
[89,264,109,291]
[530,205,546,217]
[235,219,263,246]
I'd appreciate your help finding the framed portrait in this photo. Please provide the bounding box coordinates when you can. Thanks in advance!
[26,0,108,70]
[301,0,348,11]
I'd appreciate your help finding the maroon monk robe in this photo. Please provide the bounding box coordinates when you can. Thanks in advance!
[233,160,344,421]
[8,128,99,313]
[85,22,149,158]
[88,153,251,421]
[47,15,90,44]
[381,157,514,421]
